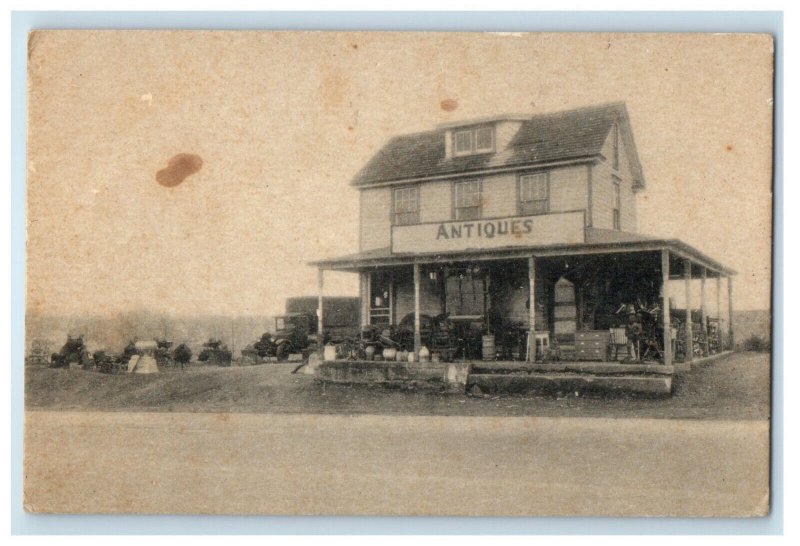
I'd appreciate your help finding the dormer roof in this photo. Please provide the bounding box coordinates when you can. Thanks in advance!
[351,102,645,189]
[435,113,530,129]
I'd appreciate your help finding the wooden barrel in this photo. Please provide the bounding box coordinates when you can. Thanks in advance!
[482,335,496,361]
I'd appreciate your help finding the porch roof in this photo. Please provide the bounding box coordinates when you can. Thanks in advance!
[311,228,736,277]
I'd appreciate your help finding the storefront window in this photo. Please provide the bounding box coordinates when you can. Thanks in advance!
[446,269,485,316]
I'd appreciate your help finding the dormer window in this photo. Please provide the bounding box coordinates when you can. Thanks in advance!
[453,126,494,156]
[475,127,494,151]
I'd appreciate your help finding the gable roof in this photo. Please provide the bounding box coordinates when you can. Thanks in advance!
[351,102,645,189]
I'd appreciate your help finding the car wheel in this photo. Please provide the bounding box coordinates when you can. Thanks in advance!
[276,343,290,361]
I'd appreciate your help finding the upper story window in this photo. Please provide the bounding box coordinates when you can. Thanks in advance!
[612,175,621,230]
[453,126,495,156]
[475,127,494,151]
[611,123,620,170]
[454,180,481,220]
[454,130,473,154]
[393,186,420,225]
[519,173,549,215]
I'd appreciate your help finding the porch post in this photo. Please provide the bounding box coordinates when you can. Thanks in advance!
[727,276,735,350]
[661,250,672,367]
[359,271,369,328]
[413,263,421,356]
[716,275,723,351]
[684,258,693,362]
[389,270,395,326]
[528,256,536,362]
[700,267,708,356]
[317,268,325,349]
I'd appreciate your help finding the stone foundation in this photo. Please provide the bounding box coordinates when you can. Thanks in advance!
[317,360,471,392]
[317,359,687,396]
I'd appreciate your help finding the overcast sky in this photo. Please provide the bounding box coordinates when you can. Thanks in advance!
[27,31,773,317]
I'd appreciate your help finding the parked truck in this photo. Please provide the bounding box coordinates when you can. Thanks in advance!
[243,297,360,363]
[284,296,361,341]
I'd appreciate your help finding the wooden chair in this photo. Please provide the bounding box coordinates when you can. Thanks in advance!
[525,331,551,361]
[609,328,628,361]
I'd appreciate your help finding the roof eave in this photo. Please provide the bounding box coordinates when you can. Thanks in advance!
[616,104,646,189]
[350,154,601,189]
[312,239,736,277]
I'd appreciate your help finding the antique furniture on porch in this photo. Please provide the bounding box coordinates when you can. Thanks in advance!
[575,330,611,361]
[608,327,628,360]
[524,331,550,361]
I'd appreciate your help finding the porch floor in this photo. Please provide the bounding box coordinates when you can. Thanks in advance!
[470,360,674,376]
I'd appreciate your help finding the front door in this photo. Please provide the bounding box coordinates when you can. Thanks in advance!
[369,271,392,326]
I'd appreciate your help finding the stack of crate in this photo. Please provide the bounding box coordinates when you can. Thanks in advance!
[553,277,577,360]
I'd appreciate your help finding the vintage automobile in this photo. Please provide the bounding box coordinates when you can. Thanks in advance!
[197,338,233,366]
[254,313,319,361]
[50,335,92,369]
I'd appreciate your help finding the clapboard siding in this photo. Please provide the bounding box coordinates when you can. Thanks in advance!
[359,187,392,251]
[495,121,525,150]
[592,125,638,231]
[549,165,589,213]
[419,181,451,223]
[359,164,590,251]
[481,173,518,218]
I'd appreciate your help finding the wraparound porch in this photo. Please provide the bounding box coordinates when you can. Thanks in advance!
[312,233,736,368]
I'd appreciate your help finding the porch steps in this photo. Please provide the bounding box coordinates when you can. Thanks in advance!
[469,372,673,396]
[469,358,675,395]
[315,355,745,396]
[471,361,674,376]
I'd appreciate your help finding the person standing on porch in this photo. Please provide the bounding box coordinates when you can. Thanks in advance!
[625,312,643,361]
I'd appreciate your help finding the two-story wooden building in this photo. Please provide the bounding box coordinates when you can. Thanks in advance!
[313,102,735,368]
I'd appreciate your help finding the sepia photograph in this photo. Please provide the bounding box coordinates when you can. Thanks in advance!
[22,30,774,517]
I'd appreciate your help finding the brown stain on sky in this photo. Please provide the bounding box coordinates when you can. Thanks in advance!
[156,153,203,187]
[440,98,458,112]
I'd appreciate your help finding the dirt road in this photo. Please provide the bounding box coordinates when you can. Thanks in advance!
[24,410,769,516]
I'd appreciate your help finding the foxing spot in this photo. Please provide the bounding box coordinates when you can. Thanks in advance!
[156,153,203,187]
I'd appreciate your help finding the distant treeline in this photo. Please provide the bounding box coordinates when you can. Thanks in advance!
[26,310,276,358]
[26,308,771,358]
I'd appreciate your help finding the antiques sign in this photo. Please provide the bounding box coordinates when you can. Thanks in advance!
[391,210,585,254]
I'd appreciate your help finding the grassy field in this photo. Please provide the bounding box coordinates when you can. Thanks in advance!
[25,351,771,420]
